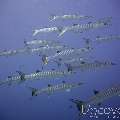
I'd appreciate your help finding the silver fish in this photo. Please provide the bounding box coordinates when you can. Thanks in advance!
[27,82,83,96]
[54,57,86,67]
[95,35,120,43]
[42,46,93,65]
[0,70,75,87]
[58,17,112,36]
[66,60,116,72]
[0,45,66,57]
[24,39,61,47]
[49,14,93,21]
[33,27,61,36]
[70,84,120,114]
[0,48,27,57]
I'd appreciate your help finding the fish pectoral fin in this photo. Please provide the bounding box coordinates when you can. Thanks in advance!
[73,24,79,26]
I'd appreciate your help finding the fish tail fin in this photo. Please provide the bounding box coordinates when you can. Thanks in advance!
[65,63,73,72]
[49,14,55,21]
[58,30,66,37]
[96,17,112,26]
[26,86,37,96]
[33,30,39,36]
[83,37,93,50]
[0,81,10,86]
[41,55,48,65]
[58,27,66,37]
[70,99,85,114]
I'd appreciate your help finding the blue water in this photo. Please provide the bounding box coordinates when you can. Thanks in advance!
[0,0,120,120]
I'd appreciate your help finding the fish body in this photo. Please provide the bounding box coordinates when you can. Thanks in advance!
[33,27,60,36]
[0,45,66,57]
[49,14,93,21]
[66,60,116,72]
[24,39,61,47]
[55,57,85,67]
[0,70,74,86]
[95,35,120,43]
[0,48,27,57]
[42,47,92,65]
[71,84,120,114]
[29,82,83,96]
[58,17,112,36]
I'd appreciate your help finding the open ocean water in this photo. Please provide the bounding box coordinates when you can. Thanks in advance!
[0,0,120,120]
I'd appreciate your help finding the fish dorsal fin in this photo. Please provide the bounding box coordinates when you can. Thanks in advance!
[16,71,26,81]
[97,102,102,106]
[51,68,55,71]
[48,84,52,87]
[88,22,92,24]
[57,50,61,53]
[96,36,100,38]
[16,71,23,75]
[62,81,66,83]
[58,58,62,61]
[78,82,84,86]
[8,76,12,78]
[81,61,86,64]
[36,70,40,73]
[73,24,78,26]
[67,64,73,72]
[93,89,99,95]
[24,40,27,45]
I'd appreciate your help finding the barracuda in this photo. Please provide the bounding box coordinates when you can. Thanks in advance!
[70,84,120,114]
[24,39,61,47]
[0,45,66,57]
[27,82,84,96]
[32,27,61,36]
[49,14,93,21]
[0,70,75,86]
[66,60,116,72]
[58,17,112,36]
[42,46,93,65]
[95,35,120,43]
[54,57,86,67]
[0,48,27,57]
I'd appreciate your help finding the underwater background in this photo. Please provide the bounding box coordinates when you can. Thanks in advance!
[0,0,120,120]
